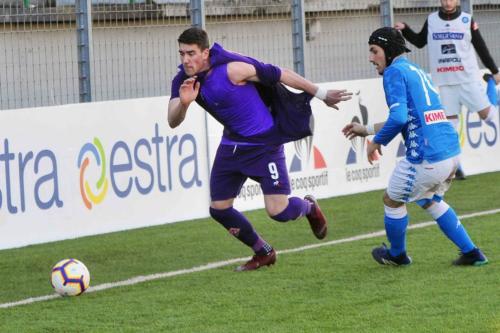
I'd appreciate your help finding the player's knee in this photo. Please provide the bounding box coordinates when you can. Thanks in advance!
[270,212,288,222]
[209,205,233,220]
[264,195,289,217]
[383,192,402,207]
[267,204,288,220]
[415,198,433,209]
[432,194,443,202]
[210,199,233,211]
[209,206,223,219]
[477,108,490,120]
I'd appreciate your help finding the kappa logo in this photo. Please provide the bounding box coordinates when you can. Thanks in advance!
[289,116,327,172]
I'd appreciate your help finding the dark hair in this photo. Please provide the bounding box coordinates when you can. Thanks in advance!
[178,27,210,50]
[368,27,411,66]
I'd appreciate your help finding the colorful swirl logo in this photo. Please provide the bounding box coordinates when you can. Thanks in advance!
[77,138,109,210]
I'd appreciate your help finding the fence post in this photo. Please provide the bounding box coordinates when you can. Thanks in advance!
[189,0,211,195]
[291,0,306,76]
[190,0,205,29]
[461,0,473,15]
[76,0,93,102]
[380,0,394,27]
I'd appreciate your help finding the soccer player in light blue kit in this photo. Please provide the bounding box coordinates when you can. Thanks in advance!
[343,27,488,266]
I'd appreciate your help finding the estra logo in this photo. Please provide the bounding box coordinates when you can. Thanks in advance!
[77,138,109,210]
[463,110,498,148]
[0,139,63,214]
[76,124,203,210]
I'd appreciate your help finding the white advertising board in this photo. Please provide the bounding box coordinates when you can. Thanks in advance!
[0,97,210,249]
[1,77,499,250]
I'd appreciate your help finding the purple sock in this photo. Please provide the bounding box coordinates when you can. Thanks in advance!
[271,197,311,222]
[209,207,271,254]
[252,238,274,256]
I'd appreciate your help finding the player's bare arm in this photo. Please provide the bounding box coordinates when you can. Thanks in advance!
[168,76,200,128]
[366,140,382,165]
[494,73,500,85]
[280,68,352,109]
[342,121,385,165]
[227,61,352,109]
[227,61,259,84]
[394,22,406,30]
[342,121,385,139]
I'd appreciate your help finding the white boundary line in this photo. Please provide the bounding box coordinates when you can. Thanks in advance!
[1,208,499,309]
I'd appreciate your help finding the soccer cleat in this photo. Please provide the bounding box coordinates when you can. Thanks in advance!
[371,243,412,266]
[483,73,494,83]
[454,168,466,180]
[304,195,328,239]
[453,248,489,266]
[235,249,276,272]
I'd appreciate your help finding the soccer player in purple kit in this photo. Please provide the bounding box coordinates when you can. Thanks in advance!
[168,27,352,271]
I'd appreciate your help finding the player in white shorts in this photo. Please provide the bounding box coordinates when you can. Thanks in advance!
[395,0,500,179]
[343,27,488,267]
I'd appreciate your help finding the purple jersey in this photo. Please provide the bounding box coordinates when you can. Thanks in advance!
[170,43,313,145]
[201,64,274,140]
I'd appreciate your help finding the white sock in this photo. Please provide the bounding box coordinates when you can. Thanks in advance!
[485,105,498,123]
[426,201,450,220]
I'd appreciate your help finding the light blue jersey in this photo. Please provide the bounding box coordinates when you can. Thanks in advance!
[373,56,460,164]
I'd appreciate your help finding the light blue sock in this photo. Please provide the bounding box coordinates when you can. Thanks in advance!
[427,201,475,253]
[436,208,475,253]
[384,205,409,257]
[486,75,498,106]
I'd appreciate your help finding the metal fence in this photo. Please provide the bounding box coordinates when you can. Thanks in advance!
[1,0,500,110]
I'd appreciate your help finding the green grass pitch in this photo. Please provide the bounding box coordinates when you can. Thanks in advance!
[1,172,499,332]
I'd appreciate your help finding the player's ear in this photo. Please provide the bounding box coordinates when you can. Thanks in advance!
[202,47,210,60]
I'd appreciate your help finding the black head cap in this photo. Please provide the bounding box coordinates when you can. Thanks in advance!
[369,27,411,66]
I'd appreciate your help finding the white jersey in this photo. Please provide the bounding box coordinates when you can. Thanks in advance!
[427,11,481,86]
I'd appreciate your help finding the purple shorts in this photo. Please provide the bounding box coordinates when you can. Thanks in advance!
[210,144,291,201]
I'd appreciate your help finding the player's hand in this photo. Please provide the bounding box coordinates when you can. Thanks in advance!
[494,73,500,85]
[394,22,406,30]
[324,89,353,110]
[367,141,382,165]
[342,122,368,139]
[179,76,200,107]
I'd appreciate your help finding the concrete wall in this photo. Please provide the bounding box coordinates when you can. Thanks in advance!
[1,2,499,109]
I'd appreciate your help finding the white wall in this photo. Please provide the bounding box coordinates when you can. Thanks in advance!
[1,76,499,250]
